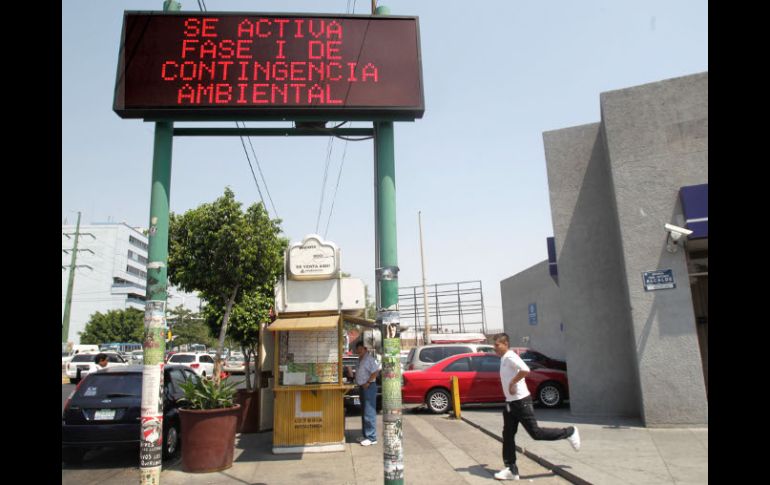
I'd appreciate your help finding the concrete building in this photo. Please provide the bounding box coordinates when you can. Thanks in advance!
[62,222,201,344]
[500,260,564,360]
[501,72,707,426]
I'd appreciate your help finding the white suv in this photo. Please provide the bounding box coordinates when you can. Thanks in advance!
[65,352,129,383]
[404,343,495,371]
[167,352,216,377]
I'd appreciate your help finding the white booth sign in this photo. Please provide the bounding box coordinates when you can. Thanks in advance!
[287,235,339,280]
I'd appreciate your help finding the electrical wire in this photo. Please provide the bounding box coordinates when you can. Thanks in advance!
[236,130,267,209]
[315,137,335,233]
[241,124,279,219]
[323,130,350,238]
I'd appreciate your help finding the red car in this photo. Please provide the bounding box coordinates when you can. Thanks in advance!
[402,352,569,413]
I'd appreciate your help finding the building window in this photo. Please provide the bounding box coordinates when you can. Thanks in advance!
[113,277,146,290]
[127,250,148,265]
[126,265,147,280]
[129,235,148,251]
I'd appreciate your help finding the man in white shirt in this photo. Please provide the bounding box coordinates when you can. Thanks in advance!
[493,333,580,481]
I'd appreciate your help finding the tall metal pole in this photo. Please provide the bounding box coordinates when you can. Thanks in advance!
[418,211,431,345]
[62,211,82,343]
[373,6,403,482]
[139,4,178,483]
[139,117,174,485]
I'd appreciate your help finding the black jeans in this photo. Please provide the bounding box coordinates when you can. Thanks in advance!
[502,396,573,474]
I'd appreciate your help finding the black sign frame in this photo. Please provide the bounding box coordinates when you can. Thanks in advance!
[113,11,424,121]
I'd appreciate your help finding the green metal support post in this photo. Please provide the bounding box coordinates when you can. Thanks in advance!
[139,120,173,485]
[374,6,404,482]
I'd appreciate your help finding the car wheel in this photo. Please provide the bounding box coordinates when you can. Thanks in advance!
[202,371,206,377]
[62,447,85,465]
[69,378,79,384]
[426,388,451,414]
[163,422,180,459]
[538,382,564,408]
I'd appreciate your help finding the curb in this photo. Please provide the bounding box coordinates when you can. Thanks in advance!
[461,416,593,485]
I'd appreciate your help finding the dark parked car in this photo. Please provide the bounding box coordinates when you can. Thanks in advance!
[511,347,567,371]
[61,364,199,464]
[342,355,382,412]
[402,352,570,413]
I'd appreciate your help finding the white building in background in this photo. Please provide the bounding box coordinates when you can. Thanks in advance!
[61,222,201,344]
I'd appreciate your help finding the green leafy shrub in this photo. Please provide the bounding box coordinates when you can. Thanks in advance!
[178,376,239,410]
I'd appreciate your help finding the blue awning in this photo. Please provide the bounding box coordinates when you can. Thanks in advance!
[679,184,708,239]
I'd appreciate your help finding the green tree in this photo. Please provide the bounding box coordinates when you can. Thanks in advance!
[166,305,216,349]
[168,188,287,383]
[79,308,144,344]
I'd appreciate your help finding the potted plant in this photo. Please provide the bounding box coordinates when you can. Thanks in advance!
[178,376,241,473]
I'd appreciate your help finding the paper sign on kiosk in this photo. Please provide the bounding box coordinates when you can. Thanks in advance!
[284,372,306,385]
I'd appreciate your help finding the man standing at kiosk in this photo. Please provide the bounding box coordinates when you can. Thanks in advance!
[354,341,380,446]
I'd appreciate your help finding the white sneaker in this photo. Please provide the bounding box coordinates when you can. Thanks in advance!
[494,468,519,480]
[360,439,377,446]
[567,426,581,451]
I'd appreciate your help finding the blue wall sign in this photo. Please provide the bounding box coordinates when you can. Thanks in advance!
[528,303,538,325]
[642,269,676,291]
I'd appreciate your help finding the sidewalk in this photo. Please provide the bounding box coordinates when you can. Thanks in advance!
[158,410,570,485]
[460,406,708,485]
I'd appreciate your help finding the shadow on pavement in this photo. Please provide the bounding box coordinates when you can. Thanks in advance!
[466,405,642,427]
[61,445,181,470]
[453,463,495,479]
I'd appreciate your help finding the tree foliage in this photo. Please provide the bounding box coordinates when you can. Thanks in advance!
[168,188,287,383]
[79,308,144,344]
[166,305,216,349]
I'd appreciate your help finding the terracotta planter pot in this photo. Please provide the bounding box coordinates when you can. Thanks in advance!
[179,404,241,473]
[235,389,261,434]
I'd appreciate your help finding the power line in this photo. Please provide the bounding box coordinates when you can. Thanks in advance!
[235,122,267,210]
[324,125,352,238]
[241,122,279,219]
[315,136,335,233]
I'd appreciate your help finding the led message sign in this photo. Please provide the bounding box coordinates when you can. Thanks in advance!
[114,12,424,120]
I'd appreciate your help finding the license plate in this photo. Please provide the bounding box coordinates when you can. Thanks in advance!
[353,397,360,406]
[94,409,116,420]
[77,365,89,370]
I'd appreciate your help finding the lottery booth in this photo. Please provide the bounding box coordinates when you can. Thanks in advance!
[269,235,366,454]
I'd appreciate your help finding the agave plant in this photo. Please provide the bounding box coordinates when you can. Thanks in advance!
[178,375,239,410]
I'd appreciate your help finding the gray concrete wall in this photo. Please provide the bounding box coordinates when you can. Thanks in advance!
[600,72,708,425]
[544,123,642,418]
[500,260,565,360]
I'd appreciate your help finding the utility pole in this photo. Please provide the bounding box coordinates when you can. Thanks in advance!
[418,211,431,345]
[373,5,405,483]
[62,211,94,343]
[139,5,178,485]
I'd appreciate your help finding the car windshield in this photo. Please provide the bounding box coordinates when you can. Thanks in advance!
[71,354,96,363]
[169,355,195,363]
[74,373,142,399]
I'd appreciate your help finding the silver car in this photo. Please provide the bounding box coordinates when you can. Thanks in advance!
[404,343,495,371]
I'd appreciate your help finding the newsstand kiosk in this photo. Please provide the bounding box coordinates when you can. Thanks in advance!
[269,234,366,454]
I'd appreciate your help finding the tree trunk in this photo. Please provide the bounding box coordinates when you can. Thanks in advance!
[214,285,239,385]
[243,344,253,392]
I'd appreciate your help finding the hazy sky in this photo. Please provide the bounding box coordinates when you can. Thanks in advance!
[62,0,708,333]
